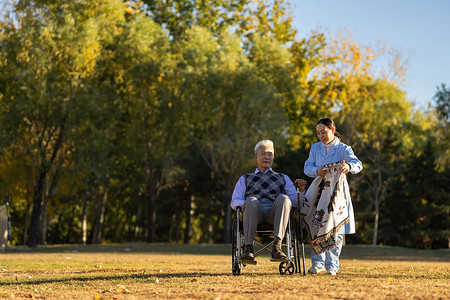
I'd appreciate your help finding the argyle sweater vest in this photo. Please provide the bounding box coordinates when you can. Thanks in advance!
[244,171,286,202]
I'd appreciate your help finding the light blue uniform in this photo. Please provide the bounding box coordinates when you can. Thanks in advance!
[304,137,362,272]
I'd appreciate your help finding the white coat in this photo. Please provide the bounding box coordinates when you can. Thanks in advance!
[304,137,363,234]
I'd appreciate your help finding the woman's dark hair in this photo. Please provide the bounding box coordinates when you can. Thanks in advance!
[316,118,343,140]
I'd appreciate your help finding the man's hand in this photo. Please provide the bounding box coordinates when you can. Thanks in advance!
[317,168,327,177]
[294,179,307,192]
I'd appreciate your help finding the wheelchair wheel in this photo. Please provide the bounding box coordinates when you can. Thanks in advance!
[291,218,302,274]
[231,219,242,276]
[279,261,295,275]
[232,261,241,275]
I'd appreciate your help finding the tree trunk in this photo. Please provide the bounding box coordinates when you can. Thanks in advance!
[169,213,176,242]
[81,194,88,245]
[41,172,59,245]
[134,200,143,241]
[28,171,46,247]
[66,199,76,244]
[23,200,31,246]
[207,219,213,244]
[29,116,66,247]
[145,166,164,243]
[372,200,379,245]
[92,184,109,244]
[184,195,194,244]
[147,191,156,243]
[222,178,233,243]
[41,195,49,245]
[175,216,180,243]
[223,202,232,243]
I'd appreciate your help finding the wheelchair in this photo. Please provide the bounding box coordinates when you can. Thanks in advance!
[231,206,305,275]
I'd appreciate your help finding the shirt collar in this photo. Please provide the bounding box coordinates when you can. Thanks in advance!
[332,137,340,146]
[320,136,340,148]
[255,168,273,174]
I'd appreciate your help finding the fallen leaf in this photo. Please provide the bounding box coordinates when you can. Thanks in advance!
[387,277,393,280]
[117,285,130,294]
[191,278,199,282]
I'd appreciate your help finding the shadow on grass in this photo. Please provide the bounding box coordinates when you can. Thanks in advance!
[2,269,446,287]
[0,271,235,287]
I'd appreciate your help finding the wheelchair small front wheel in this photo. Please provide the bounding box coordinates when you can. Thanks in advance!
[279,261,295,275]
[232,261,241,276]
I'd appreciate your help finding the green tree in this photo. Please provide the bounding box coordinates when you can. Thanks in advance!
[283,31,330,149]
[354,80,416,245]
[238,0,297,44]
[180,26,291,242]
[433,83,450,170]
[0,0,127,246]
[114,11,179,243]
[142,0,249,39]
[382,131,450,249]
[286,32,420,245]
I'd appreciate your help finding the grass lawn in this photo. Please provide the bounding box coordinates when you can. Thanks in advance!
[0,243,449,299]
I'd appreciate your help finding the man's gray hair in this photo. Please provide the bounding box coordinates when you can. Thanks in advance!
[254,140,274,154]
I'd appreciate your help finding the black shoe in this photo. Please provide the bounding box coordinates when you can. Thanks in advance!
[239,244,254,260]
[271,240,286,259]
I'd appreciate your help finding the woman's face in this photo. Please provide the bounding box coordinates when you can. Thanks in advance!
[316,123,335,145]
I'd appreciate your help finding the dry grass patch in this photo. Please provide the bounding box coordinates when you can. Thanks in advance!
[0,244,448,299]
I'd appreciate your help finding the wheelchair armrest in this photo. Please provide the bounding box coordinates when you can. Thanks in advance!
[236,206,242,220]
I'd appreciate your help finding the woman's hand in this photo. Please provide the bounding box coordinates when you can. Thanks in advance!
[294,179,307,192]
[340,160,350,174]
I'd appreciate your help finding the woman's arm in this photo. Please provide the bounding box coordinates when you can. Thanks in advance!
[304,144,320,178]
[343,145,363,174]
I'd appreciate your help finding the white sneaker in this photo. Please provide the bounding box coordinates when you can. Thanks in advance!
[327,269,337,276]
[308,266,326,274]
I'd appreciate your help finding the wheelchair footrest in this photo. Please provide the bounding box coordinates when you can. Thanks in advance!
[237,258,257,265]
[270,257,290,262]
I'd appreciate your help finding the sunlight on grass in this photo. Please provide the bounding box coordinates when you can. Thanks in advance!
[0,244,448,299]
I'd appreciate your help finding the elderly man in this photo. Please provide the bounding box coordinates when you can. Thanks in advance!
[230,140,306,261]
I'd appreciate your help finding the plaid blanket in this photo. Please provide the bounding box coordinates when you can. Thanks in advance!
[301,161,349,254]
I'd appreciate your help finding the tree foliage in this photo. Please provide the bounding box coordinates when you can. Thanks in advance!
[0,0,447,249]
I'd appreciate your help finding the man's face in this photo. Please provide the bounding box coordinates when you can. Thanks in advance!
[254,145,274,171]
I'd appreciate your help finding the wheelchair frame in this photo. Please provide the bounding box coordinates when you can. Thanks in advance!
[231,206,305,275]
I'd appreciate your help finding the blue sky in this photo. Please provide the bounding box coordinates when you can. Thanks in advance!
[292,0,450,109]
